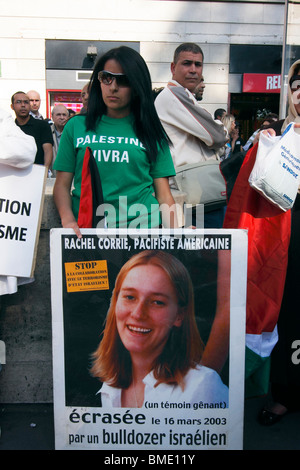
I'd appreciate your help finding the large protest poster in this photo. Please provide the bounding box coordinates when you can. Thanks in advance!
[0,163,47,277]
[50,228,247,452]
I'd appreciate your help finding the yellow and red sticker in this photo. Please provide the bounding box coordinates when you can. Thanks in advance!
[64,260,109,292]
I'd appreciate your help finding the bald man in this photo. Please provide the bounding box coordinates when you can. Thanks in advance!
[27,90,44,120]
[80,83,89,114]
[50,104,69,164]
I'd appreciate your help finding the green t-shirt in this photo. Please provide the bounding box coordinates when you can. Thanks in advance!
[53,114,175,228]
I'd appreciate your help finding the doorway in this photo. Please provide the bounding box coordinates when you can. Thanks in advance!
[230,92,280,144]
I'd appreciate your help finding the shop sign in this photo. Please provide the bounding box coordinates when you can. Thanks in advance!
[243,73,281,93]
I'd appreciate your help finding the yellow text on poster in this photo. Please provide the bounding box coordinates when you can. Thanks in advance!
[64,260,109,292]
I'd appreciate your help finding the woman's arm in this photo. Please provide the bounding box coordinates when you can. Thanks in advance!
[53,170,82,238]
[153,177,179,228]
[200,250,231,373]
[230,128,239,154]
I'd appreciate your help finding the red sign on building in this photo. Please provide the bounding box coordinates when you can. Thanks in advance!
[243,73,281,93]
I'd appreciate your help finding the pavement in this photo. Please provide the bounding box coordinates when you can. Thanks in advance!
[0,393,299,451]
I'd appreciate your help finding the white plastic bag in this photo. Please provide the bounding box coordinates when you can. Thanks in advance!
[249,123,300,211]
[0,109,36,168]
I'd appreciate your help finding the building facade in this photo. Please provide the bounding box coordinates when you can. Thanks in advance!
[0,0,299,138]
[0,0,300,406]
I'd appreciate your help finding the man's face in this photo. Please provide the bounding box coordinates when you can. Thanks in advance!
[81,85,89,108]
[52,106,69,129]
[11,93,30,119]
[194,77,205,100]
[171,51,203,93]
[27,91,41,113]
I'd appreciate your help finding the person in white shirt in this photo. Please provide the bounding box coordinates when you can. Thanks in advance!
[155,43,228,228]
[0,108,37,296]
[155,44,227,172]
[90,250,229,408]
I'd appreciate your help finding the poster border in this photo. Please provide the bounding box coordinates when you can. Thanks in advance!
[50,228,247,451]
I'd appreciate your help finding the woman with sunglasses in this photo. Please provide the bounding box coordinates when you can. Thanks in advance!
[90,250,229,408]
[53,47,177,235]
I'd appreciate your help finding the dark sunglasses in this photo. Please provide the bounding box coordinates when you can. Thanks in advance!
[98,70,130,88]
[289,75,300,91]
[291,80,300,92]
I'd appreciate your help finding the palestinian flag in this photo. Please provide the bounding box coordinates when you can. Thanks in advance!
[223,144,291,397]
[77,147,104,228]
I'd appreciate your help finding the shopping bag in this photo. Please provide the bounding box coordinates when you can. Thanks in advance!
[174,160,227,211]
[248,123,300,211]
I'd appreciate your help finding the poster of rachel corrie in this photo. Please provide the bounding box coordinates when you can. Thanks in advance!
[50,228,247,451]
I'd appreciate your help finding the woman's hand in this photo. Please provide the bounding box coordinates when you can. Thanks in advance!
[261,128,276,137]
[153,177,179,228]
[53,171,82,238]
[253,127,276,146]
[61,217,82,239]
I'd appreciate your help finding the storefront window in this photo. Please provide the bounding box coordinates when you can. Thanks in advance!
[47,90,83,117]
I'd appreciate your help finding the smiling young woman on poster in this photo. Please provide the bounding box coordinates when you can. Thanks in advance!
[53,46,178,235]
[90,250,228,408]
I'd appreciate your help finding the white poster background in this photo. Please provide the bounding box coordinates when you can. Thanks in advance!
[50,228,247,451]
[0,163,47,277]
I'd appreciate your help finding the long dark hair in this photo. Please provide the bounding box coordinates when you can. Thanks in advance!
[86,46,171,162]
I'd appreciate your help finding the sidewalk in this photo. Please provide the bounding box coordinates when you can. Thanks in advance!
[244,394,300,450]
[0,394,299,450]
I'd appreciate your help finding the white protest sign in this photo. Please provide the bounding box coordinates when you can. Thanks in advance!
[50,228,247,453]
[0,163,47,277]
